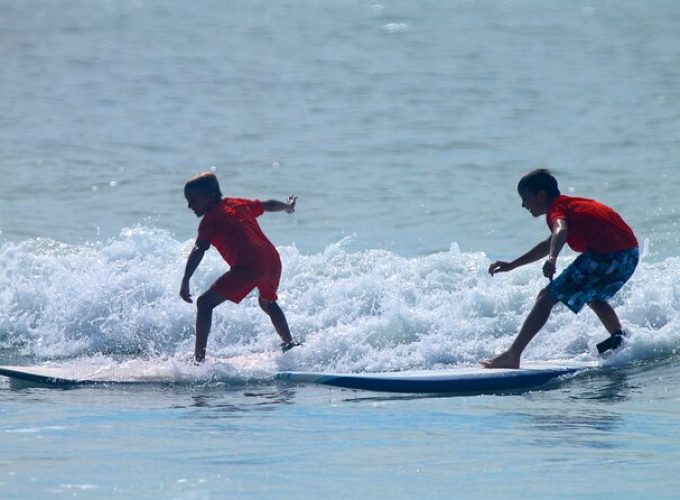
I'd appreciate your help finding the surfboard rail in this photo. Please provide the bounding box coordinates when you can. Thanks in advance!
[0,366,174,388]
[0,366,95,388]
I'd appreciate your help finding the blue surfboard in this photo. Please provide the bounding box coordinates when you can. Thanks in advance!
[275,362,593,394]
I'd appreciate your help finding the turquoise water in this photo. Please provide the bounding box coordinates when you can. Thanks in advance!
[2,0,680,497]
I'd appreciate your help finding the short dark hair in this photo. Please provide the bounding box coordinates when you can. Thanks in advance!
[517,168,560,198]
[184,172,222,198]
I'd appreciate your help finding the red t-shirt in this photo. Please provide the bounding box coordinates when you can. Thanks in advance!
[197,198,279,267]
[547,195,638,253]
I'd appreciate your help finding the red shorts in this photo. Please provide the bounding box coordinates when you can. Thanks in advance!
[210,261,281,304]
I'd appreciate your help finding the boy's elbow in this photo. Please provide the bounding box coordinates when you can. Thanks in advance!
[261,200,282,212]
[553,220,568,237]
[193,241,209,253]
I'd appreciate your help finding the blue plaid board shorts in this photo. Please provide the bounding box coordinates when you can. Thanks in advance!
[547,247,639,313]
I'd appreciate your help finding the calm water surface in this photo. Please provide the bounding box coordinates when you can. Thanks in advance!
[3,361,680,498]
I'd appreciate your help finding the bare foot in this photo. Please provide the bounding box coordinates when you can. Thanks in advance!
[480,350,520,369]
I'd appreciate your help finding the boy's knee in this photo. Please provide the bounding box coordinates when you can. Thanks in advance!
[537,288,558,306]
[197,293,220,312]
[587,300,614,315]
[196,295,210,312]
[259,297,279,314]
[258,297,271,312]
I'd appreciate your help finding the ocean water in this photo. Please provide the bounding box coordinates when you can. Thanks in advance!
[2,0,680,497]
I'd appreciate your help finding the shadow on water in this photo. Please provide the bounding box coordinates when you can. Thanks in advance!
[336,386,542,404]
[184,386,298,412]
[125,383,304,421]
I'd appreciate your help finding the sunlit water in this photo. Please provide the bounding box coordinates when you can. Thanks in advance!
[2,0,680,497]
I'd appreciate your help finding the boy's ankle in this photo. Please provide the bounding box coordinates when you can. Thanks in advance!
[280,340,301,353]
[596,329,628,354]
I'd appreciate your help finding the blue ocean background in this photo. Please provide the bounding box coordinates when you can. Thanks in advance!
[2,0,680,497]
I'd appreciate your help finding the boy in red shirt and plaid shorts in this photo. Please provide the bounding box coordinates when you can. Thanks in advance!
[180,172,300,362]
[483,169,638,369]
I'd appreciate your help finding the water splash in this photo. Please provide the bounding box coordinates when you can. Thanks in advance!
[1,227,679,377]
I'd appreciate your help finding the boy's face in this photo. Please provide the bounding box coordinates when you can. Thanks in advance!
[519,189,550,217]
[185,189,218,217]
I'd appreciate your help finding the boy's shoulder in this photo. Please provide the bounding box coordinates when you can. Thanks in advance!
[553,194,595,204]
[549,195,626,223]
[548,195,598,221]
[223,196,257,206]
[218,197,264,218]
[550,195,601,211]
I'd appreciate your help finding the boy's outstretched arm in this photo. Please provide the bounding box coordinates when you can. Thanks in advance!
[488,236,552,276]
[262,194,298,214]
[180,242,208,303]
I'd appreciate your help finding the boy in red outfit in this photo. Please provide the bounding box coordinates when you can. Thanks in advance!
[483,169,638,369]
[180,172,300,362]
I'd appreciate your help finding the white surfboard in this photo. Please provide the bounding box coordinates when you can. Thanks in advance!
[275,361,596,394]
[0,353,278,388]
[0,365,104,388]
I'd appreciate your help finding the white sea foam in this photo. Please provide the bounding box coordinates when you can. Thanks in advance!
[1,226,678,378]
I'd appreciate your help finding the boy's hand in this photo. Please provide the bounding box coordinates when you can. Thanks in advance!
[285,194,298,214]
[488,261,514,276]
[542,257,556,281]
[180,280,193,303]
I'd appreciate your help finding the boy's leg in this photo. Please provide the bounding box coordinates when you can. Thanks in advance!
[196,266,263,361]
[258,298,292,344]
[589,299,627,353]
[587,299,621,334]
[195,290,226,362]
[581,249,638,353]
[482,288,558,369]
